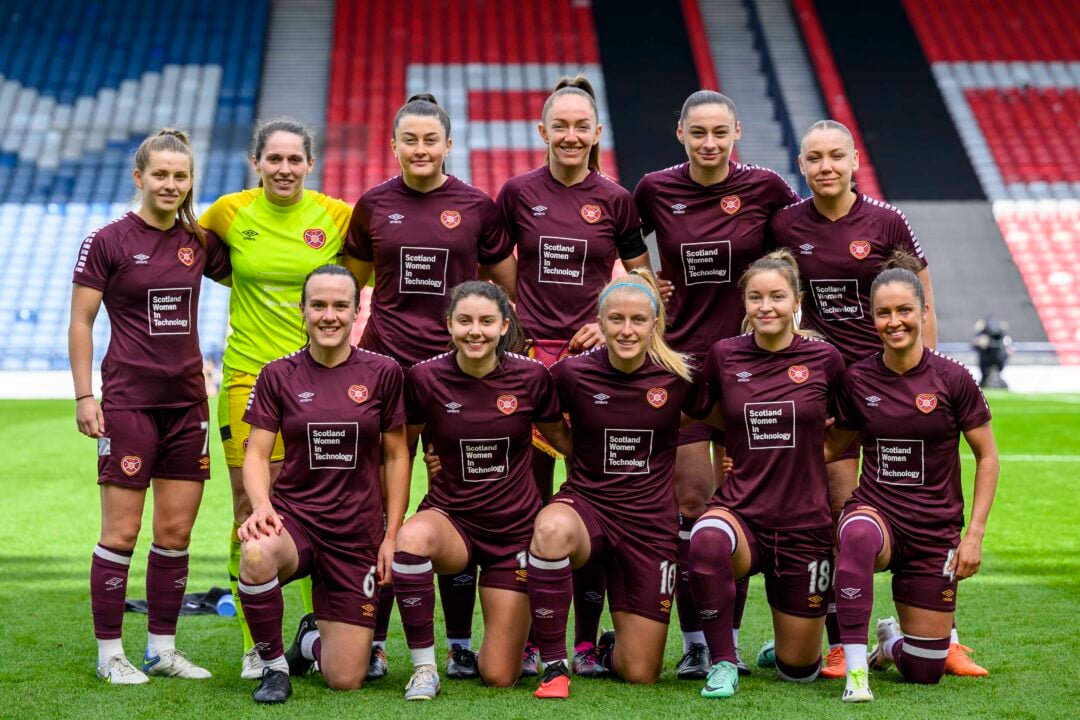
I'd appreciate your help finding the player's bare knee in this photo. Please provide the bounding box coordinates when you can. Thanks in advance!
[480,666,519,688]
[619,662,661,684]
[324,666,364,691]
[101,522,141,552]
[239,536,277,580]
[395,521,435,556]
[152,520,192,550]
[531,512,574,556]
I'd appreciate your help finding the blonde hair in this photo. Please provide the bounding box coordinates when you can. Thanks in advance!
[598,269,693,382]
[133,129,205,245]
[738,249,821,338]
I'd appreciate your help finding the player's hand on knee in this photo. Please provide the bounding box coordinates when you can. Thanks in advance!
[952,534,983,579]
[76,397,105,438]
[240,505,283,541]
[569,323,604,353]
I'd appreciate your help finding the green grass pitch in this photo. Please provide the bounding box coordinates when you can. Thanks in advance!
[2,392,1078,719]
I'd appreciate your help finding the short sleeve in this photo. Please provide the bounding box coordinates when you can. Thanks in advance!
[495,180,521,251]
[403,366,429,426]
[243,363,283,433]
[688,345,723,419]
[476,195,513,265]
[833,367,862,431]
[824,345,846,418]
[633,177,656,236]
[612,190,647,260]
[769,171,801,209]
[202,229,232,281]
[530,365,562,423]
[886,208,928,268]
[379,361,407,431]
[198,194,238,243]
[344,195,375,262]
[72,227,113,291]
[550,359,576,414]
[951,364,992,432]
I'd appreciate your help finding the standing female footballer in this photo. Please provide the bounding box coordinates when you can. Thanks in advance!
[390,282,571,700]
[497,74,655,677]
[685,250,845,699]
[342,93,517,679]
[199,118,353,679]
[527,270,705,699]
[767,121,993,680]
[826,256,998,702]
[237,265,409,704]
[633,90,800,677]
[70,129,230,683]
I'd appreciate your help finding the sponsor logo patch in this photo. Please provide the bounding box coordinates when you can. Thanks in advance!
[515,569,527,582]
[720,195,741,215]
[660,599,672,613]
[348,385,370,404]
[496,394,518,415]
[942,588,955,603]
[454,574,473,585]
[177,247,194,266]
[440,209,462,229]
[915,393,938,414]
[361,603,376,617]
[849,240,871,260]
[120,455,142,477]
[808,595,823,608]
[788,365,810,384]
[303,228,326,249]
[580,204,602,223]
[646,387,668,408]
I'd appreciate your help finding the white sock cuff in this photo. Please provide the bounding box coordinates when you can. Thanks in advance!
[838,515,884,549]
[447,637,471,649]
[149,544,189,558]
[238,577,279,595]
[391,559,433,574]
[528,554,570,570]
[300,630,320,661]
[900,636,950,659]
[410,646,437,668]
[94,545,132,565]
[690,517,738,554]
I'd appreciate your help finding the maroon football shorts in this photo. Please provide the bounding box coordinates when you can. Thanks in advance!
[553,491,678,624]
[829,436,861,463]
[280,513,379,627]
[841,502,960,613]
[97,402,210,488]
[418,501,533,593]
[719,511,834,618]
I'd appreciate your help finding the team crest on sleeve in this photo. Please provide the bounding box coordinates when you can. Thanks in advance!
[580,204,602,224]
[646,387,668,408]
[177,247,194,266]
[788,365,810,384]
[120,455,142,477]
[496,394,518,415]
[303,228,327,249]
[720,195,741,215]
[915,393,938,414]
[440,210,462,229]
[849,240,871,260]
[348,385,370,404]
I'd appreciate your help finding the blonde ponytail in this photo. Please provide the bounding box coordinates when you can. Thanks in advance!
[598,269,693,382]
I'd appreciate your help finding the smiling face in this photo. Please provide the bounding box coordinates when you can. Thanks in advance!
[448,294,508,364]
[393,114,451,186]
[302,274,359,351]
[744,269,799,341]
[599,290,656,367]
[253,131,313,205]
[799,126,859,201]
[540,92,601,176]
[677,102,740,174]
[873,281,926,354]
[134,150,192,218]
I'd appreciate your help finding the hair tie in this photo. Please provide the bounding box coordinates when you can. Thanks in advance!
[599,282,659,314]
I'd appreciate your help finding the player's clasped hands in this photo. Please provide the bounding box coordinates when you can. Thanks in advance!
[238,505,284,541]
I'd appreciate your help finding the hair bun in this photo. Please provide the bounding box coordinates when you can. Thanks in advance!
[407,92,440,106]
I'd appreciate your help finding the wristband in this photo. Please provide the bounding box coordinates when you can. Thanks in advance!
[75,394,94,401]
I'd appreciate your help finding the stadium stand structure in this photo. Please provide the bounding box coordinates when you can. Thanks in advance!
[904,0,1079,361]
[0,0,267,371]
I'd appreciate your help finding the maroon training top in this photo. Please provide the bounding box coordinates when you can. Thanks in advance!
[551,347,708,540]
[634,161,800,354]
[72,212,231,409]
[498,167,646,339]
[771,193,927,365]
[346,175,513,367]
[835,349,992,546]
[405,351,561,537]
[244,347,406,547]
[697,333,845,530]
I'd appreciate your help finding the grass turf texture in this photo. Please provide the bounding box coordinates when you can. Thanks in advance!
[2,391,1078,719]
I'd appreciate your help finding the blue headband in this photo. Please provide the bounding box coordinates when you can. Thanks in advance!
[599,282,659,314]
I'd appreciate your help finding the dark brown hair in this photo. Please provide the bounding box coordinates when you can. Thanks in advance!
[133,128,205,245]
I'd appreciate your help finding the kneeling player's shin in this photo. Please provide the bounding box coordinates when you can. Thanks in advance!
[894,635,950,684]
[676,516,703,636]
[238,577,285,660]
[528,554,572,664]
[392,552,436,653]
[687,519,738,664]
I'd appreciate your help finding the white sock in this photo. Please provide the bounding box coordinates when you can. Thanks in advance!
[410,646,436,668]
[147,632,175,656]
[731,628,740,648]
[683,630,706,653]
[882,635,901,661]
[372,640,386,651]
[950,627,959,644]
[844,644,868,674]
[265,654,289,673]
[97,638,125,665]
[300,630,320,661]
[447,637,471,650]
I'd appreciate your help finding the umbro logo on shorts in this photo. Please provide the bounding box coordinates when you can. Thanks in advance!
[388,213,404,224]
[445,401,462,414]
[592,393,610,405]
[531,205,548,216]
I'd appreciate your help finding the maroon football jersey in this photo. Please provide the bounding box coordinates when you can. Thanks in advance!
[498,167,643,339]
[771,193,928,365]
[72,212,231,409]
[551,348,707,540]
[244,347,406,547]
[405,351,561,536]
[634,162,800,354]
[346,175,513,367]
[696,334,845,529]
[835,349,991,547]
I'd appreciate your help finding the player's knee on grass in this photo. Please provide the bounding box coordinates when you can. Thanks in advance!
[323,663,365,691]
[479,662,521,688]
[615,653,662,684]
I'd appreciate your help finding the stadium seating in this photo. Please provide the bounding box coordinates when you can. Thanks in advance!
[322,0,619,202]
[0,1,268,370]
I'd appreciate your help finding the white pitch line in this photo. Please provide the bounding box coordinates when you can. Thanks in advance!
[996,455,1080,463]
